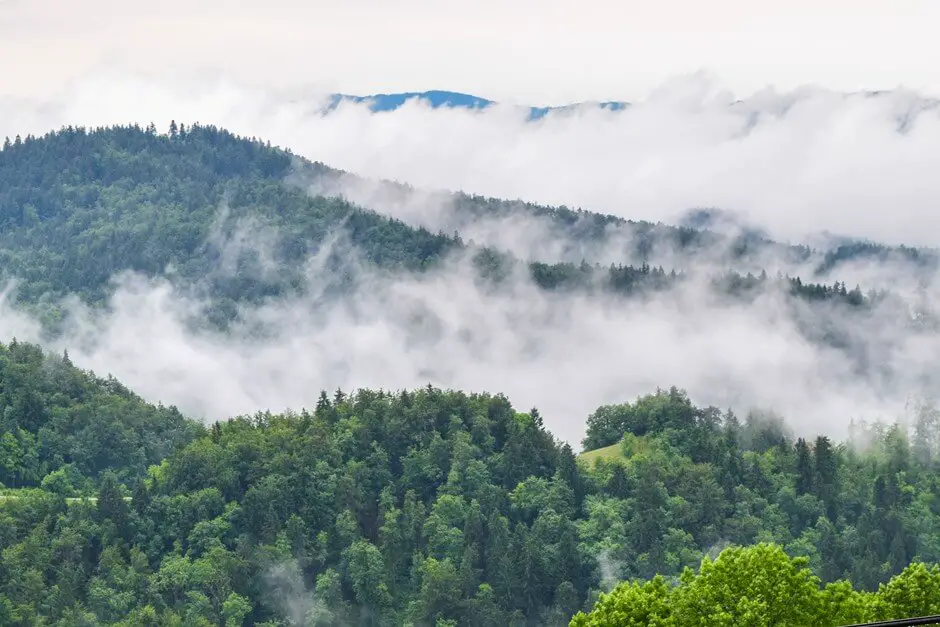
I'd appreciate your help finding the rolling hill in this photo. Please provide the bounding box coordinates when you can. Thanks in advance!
[0,347,938,625]
[1,122,940,625]
[0,122,921,315]
[0,123,931,400]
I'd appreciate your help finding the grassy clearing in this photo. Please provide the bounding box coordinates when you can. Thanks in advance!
[578,435,654,467]
[578,442,624,465]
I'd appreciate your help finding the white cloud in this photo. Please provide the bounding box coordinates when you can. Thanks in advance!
[2,0,939,103]
[0,234,931,449]
[2,71,940,447]
[3,72,939,248]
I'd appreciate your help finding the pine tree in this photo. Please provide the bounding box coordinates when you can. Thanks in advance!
[556,443,585,509]
[794,438,814,495]
[98,472,130,542]
[530,407,544,429]
[813,436,838,519]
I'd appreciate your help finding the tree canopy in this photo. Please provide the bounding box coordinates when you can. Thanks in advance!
[2,124,940,625]
[1,353,940,625]
[0,125,896,333]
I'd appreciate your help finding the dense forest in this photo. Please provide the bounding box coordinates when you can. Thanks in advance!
[0,125,915,331]
[0,125,457,326]
[1,341,940,625]
[3,124,940,624]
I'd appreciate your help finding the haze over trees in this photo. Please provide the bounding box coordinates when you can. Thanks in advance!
[2,125,940,625]
[0,125,903,323]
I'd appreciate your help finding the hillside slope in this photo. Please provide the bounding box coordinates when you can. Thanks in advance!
[0,124,928,403]
[0,339,202,489]
[0,124,915,314]
[0,125,457,314]
[1,375,939,625]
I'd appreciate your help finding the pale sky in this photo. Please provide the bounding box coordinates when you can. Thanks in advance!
[2,0,939,103]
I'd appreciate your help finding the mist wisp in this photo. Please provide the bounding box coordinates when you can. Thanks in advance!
[0,210,936,448]
[2,72,940,446]
[3,71,940,247]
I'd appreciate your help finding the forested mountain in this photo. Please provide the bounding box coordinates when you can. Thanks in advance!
[0,124,928,408]
[0,340,201,489]
[324,91,629,120]
[2,345,940,625]
[0,125,458,321]
[3,124,940,625]
[0,124,918,328]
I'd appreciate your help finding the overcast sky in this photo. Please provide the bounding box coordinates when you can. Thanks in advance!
[2,0,939,104]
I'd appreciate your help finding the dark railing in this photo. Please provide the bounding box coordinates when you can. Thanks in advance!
[843,617,940,627]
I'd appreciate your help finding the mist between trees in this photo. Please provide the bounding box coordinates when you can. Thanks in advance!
[2,118,940,624]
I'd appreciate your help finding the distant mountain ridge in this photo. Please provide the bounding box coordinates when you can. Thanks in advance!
[326,90,629,119]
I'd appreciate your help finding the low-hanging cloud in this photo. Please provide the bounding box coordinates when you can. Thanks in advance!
[0,222,934,449]
[3,71,940,447]
[3,71,940,248]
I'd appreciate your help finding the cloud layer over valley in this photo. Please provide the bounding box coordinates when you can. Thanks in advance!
[0,225,936,448]
[3,73,940,446]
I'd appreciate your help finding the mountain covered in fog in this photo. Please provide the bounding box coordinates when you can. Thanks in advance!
[0,122,930,315]
[2,121,940,627]
[326,89,630,119]
[323,88,940,128]
[1,123,936,391]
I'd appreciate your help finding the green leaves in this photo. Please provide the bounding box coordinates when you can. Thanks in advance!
[3,380,940,625]
[671,544,822,627]
[343,540,392,611]
[871,562,940,619]
[572,543,940,626]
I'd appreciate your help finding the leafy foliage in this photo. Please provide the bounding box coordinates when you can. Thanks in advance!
[571,543,940,626]
[0,340,201,489]
[1,364,940,624]
[0,125,891,334]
